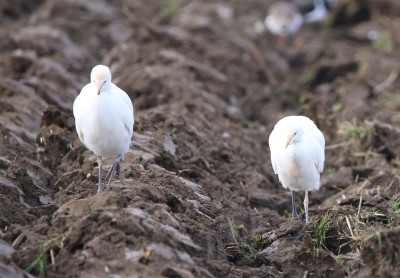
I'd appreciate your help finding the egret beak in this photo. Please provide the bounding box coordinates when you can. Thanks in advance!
[285,134,294,148]
[95,82,105,95]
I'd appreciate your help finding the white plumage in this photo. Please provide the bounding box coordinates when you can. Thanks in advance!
[269,116,325,223]
[304,0,328,23]
[73,65,134,194]
[264,2,303,38]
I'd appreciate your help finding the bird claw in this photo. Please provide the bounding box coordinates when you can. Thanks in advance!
[291,214,301,222]
[291,207,301,222]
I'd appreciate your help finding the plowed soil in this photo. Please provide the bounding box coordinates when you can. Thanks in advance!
[1,0,400,277]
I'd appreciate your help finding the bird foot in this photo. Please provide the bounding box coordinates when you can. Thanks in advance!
[291,215,301,222]
[291,210,301,222]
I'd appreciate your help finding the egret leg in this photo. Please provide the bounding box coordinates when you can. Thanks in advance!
[105,154,123,185]
[293,34,304,47]
[291,190,301,221]
[277,36,286,46]
[304,189,309,223]
[97,156,103,194]
[117,161,123,182]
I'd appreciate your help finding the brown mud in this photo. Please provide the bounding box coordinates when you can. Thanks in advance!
[1,0,400,277]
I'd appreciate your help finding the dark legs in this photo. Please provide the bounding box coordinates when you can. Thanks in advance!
[105,154,123,185]
[97,154,123,194]
[97,156,103,194]
[277,36,286,46]
[288,190,306,240]
[290,190,311,223]
[291,190,301,221]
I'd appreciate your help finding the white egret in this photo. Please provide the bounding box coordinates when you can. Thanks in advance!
[73,65,134,194]
[269,116,325,223]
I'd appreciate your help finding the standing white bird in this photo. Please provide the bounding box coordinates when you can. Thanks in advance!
[264,1,303,45]
[73,65,134,194]
[269,116,325,223]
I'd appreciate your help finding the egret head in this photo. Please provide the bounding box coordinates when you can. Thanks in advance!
[285,124,304,148]
[90,65,112,95]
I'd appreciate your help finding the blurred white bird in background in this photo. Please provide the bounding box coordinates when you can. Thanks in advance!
[73,65,134,194]
[269,116,325,223]
[304,0,329,23]
[264,0,337,44]
[264,1,304,45]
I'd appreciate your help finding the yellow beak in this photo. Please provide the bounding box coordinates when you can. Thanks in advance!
[285,134,294,148]
[96,82,104,95]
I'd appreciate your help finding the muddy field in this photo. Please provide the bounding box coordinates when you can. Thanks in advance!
[1,0,400,277]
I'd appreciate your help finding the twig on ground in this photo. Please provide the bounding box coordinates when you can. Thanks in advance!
[325,142,351,150]
[357,194,362,219]
[54,170,80,186]
[227,217,238,245]
[50,249,56,270]
[373,69,399,94]
[345,216,354,238]
[364,69,399,94]
[248,42,279,90]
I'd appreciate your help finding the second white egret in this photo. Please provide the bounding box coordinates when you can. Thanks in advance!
[269,116,325,223]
